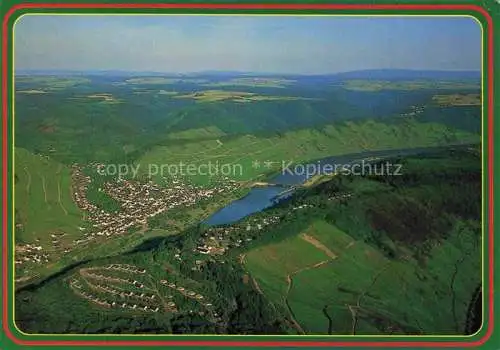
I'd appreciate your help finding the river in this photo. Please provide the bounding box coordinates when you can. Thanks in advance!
[204,144,474,226]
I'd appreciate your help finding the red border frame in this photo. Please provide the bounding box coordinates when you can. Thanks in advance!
[2,3,494,347]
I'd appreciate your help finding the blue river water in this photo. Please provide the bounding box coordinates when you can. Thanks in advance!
[203,186,287,226]
[203,144,471,226]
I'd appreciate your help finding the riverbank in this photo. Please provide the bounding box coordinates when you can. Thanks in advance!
[203,143,478,226]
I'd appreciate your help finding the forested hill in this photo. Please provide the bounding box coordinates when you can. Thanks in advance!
[15,73,480,165]
[15,146,482,335]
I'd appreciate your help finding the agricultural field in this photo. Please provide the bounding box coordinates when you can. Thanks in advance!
[202,77,296,88]
[172,89,320,103]
[432,93,481,106]
[14,148,86,279]
[340,79,480,91]
[69,93,123,104]
[15,76,91,91]
[165,126,226,140]
[245,218,480,335]
[14,147,85,246]
[124,77,208,85]
[243,149,481,335]
[128,89,181,96]
[16,89,48,94]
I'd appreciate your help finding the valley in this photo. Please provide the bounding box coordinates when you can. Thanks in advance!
[12,71,482,336]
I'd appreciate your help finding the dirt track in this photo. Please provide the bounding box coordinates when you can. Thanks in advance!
[300,233,337,259]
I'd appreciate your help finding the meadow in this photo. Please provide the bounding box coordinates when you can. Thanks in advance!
[245,215,480,335]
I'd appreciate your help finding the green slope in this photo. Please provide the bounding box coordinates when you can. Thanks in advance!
[244,148,481,335]
[14,148,87,280]
[15,147,85,243]
[135,117,480,185]
[15,147,481,336]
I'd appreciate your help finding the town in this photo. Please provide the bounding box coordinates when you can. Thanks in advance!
[193,194,351,256]
[194,215,283,256]
[71,164,240,246]
[15,231,69,270]
[14,164,240,274]
[15,243,50,266]
[400,105,426,118]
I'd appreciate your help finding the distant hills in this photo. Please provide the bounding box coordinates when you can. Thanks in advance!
[330,69,481,81]
[15,69,181,77]
[14,70,481,165]
[15,68,481,81]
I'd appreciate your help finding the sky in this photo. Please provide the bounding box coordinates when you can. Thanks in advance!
[14,15,482,74]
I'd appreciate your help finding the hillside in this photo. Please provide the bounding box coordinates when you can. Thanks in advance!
[12,102,481,281]
[14,148,86,281]
[14,74,480,164]
[243,148,481,335]
[135,116,479,185]
[330,69,480,81]
[14,148,85,242]
[15,146,481,335]
[13,71,483,336]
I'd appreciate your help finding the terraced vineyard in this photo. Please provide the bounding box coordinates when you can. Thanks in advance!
[67,263,219,321]
[14,148,86,280]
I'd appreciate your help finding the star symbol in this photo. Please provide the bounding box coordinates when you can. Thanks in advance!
[252,160,261,169]
[264,160,275,169]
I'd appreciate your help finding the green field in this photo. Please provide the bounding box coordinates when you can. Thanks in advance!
[15,76,90,90]
[172,89,320,103]
[14,148,85,244]
[166,126,226,140]
[202,78,296,88]
[245,219,480,335]
[124,77,208,85]
[432,93,481,106]
[69,93,123,104]
[341,79,480,91]
[14,148,87,280]
[16,89,48,94]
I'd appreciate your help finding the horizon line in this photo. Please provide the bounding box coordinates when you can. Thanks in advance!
[13,68,482,77]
